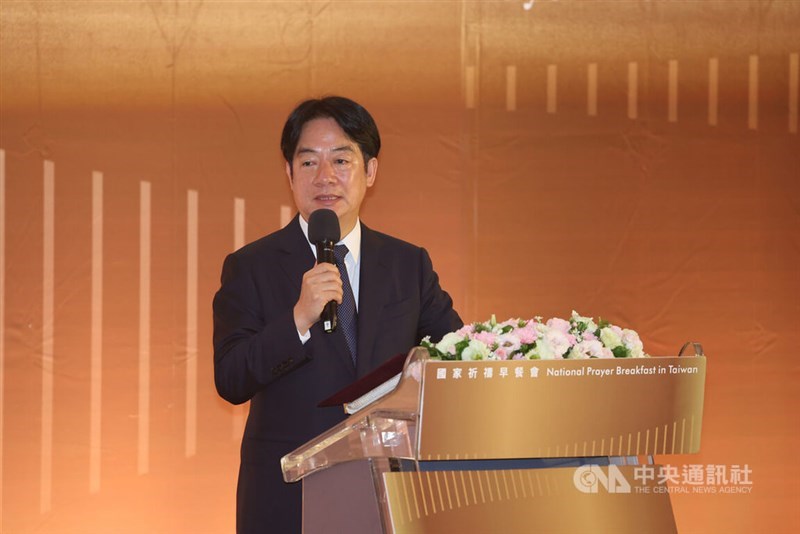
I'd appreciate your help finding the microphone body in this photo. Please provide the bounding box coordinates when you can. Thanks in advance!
[315,239,338,333]
[308,209,341,334]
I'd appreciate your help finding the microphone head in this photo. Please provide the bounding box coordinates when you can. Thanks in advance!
[308,209,340,244]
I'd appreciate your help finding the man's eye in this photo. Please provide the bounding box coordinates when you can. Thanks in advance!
[300,160,315,167]
[335,159,349,165]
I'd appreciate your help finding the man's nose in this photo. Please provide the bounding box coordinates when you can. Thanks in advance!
[314,160,336,184]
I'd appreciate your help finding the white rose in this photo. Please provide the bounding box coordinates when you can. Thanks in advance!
[529,336,561,360]
[599,327,623,349]
[461,339,489,361]
[568,340,609,359]
[621,329,645,358]
[544,329,571,358]
[588,339,614,358]
[435,332,463,355]
[566,343,589,359]
[571,310,598,332]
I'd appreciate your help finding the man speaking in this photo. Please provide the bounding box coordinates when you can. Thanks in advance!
[212,96,462,533]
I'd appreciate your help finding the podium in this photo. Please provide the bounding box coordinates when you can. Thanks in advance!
[282,345,707,533]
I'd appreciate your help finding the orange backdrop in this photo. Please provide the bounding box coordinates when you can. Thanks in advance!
[1,1,798,532]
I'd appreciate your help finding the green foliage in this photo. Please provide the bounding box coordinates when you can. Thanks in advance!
[612,345,631,358]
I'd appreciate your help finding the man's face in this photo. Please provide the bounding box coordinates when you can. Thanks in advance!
[286,117,377,237]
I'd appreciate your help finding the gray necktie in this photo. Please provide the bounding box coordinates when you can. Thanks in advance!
[334,245,358,364]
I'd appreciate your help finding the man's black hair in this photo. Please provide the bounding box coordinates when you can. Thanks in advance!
[280,96,381,168]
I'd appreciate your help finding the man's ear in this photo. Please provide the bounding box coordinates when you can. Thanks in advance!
[366,157,378,188]
[285,161,293,188]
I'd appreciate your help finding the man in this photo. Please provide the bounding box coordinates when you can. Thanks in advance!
[213,96,462,533]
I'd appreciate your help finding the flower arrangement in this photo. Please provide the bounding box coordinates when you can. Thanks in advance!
[421,311,648,361]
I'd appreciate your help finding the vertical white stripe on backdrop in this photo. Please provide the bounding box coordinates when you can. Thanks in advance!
[546,65,557,114]
[0,149,5,510]
[789,53,798,134]
[138,181,151,474]
[90,172,103,493]
[627,62,638,120]
[465,66,476,110]
[668,59,678,123]
[708,58,719,126]
[748,55,759,130]
[234,198,245,251]
[587,63,598,117]
[506,65,517,112]
[186,190,198,458]
[41,160,55,514]
[232,198,247,440]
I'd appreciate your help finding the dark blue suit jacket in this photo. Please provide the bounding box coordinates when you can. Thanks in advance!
[213,216,462,533]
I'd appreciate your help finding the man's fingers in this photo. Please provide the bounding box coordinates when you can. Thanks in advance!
[294,262,345,333]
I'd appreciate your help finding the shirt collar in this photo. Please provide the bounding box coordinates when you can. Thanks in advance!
[298,214,362,263]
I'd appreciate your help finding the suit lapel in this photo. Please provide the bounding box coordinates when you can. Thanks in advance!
[275,216,315,292]
[356,224,391,377]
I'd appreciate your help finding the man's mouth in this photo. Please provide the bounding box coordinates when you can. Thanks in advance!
[315,195,341,202]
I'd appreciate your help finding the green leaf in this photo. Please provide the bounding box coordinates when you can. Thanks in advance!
[612,346,631,358]
[453,339,470,360]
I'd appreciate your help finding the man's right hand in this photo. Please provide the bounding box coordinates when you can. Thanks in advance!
[293,263,343,336]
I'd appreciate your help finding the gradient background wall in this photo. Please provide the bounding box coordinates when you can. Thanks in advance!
[1,1,798,532]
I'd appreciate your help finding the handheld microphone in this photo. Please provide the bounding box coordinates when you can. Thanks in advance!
[308,209,341,333]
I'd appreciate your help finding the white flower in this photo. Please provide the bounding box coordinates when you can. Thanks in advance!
[570,310,598,332]
[545,328,572,357]
[621,329,645,358]
[461,339,490,361]
[524,348,539,360]
[526,329,567,360]
[496,332,522,353]
[427,313,649,361]
[435,332,463,356]
[529,342,556,360]
[599,327,623,349]
[567,342,590,359]
[568,340,613,359]
[535,322,549,336]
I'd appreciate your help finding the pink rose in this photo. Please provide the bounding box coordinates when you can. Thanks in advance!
[472,331,498,347]
[515,324,538,344]
[546,317,571,334]
[456,324,475,336]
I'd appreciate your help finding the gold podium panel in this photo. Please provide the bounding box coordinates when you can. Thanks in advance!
[418,357,706,460]
[384,465,677,534]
